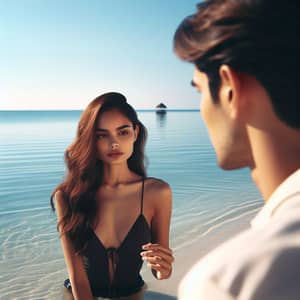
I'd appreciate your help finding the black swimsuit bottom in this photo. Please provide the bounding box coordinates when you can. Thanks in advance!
[64,178,151,298]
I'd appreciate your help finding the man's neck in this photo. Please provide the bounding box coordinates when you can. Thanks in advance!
[248,124,300,202]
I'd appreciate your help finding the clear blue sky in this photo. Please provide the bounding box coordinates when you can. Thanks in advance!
[0,0,200,110]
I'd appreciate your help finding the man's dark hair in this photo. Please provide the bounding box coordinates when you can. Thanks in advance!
[174,0,300,128]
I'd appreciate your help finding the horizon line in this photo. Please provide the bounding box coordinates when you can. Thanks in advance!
[0,108,200,112]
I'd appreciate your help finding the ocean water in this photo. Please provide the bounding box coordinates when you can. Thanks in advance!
[0,110,261,299]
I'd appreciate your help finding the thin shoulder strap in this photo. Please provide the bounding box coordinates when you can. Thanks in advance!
[140,177,145,214]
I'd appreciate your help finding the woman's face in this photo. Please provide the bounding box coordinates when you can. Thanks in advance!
[95,109,139,165]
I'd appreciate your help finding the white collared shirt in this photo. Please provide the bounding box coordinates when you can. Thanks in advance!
[179,169,300,300]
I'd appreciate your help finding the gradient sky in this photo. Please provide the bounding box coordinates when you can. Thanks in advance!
[0,0,201,110]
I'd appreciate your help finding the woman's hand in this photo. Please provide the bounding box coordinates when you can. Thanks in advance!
[141,243,174,280]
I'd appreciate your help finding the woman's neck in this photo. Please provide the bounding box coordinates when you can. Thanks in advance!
[101,163,136,187]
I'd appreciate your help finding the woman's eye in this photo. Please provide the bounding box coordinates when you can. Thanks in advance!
[97,134,107,139]
[119,130,129,136]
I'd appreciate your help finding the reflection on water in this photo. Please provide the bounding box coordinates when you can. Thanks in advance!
[156,111,167,128]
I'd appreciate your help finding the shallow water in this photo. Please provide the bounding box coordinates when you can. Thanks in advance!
[0,111,261,299]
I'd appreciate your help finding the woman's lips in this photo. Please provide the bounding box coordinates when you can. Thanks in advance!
[107,151,124,158]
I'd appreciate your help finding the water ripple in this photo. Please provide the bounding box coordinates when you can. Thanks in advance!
[0,111,261,299]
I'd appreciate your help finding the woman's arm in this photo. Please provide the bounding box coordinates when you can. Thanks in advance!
[55,191,94,300]
[141,180,174,280]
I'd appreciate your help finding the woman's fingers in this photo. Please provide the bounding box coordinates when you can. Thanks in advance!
[141,249,174,263]
[141,243,174,261]
[141,243,174,279]
[142,255,170,268]
[146,263,171,279]
[143,243,173,256]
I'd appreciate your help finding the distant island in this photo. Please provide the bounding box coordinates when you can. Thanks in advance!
[155,102,167,114]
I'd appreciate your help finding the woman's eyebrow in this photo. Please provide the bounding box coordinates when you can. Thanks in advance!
[96,125,131,132]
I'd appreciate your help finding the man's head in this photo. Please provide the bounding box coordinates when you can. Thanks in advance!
[174,0,300,169]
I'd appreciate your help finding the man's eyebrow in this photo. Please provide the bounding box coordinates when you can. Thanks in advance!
[96,125,131,132]
[191,80,202,91]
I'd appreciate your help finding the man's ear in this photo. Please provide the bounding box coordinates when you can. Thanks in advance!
[218,65,243,120]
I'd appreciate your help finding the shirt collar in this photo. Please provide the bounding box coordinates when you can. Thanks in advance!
[251,169,300,228]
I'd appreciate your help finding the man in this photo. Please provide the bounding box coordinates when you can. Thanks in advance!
[173,0,300,299]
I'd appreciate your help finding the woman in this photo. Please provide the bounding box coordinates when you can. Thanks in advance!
[51,92,173,300]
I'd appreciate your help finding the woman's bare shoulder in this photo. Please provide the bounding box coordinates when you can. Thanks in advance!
[145,177,172,199]
[53,190,67,212]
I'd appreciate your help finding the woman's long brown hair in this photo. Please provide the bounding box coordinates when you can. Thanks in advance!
[50,92,147,254]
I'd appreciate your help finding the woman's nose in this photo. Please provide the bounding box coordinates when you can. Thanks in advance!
[111,142,119,150]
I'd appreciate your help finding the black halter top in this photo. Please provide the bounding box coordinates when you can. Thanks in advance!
[64,178,151,298]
